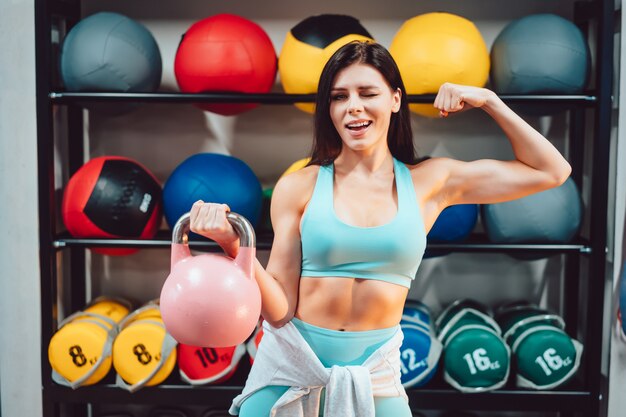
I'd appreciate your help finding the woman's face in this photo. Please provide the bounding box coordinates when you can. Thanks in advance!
[329,63,401,154]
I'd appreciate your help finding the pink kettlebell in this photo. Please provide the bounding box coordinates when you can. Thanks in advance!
[160,212,261,348]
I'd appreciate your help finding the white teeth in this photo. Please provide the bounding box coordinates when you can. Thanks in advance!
[347,121,371,128]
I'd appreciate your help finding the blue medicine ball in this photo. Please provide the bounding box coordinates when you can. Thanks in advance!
[481,177,582,243]
[490,14,590,95]
[428,204,478,242]
[60,12,162,93]
[163,154,263,230]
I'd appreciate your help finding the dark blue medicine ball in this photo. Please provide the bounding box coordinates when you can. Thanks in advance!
[163,154,263,230]
[428,204,479,242]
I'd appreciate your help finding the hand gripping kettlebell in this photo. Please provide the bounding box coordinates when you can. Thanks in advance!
[160,212,261,347]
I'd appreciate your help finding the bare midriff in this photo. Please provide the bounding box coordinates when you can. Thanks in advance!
[294,276,408,331]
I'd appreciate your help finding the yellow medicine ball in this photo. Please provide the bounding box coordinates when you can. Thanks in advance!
[389,13,490,118]
[279,15,374,114]
[281,157,311,178]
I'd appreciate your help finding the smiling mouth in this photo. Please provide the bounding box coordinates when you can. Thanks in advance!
[346,121,372,132]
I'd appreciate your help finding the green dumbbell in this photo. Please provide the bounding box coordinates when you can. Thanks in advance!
[436,300,511,393]
[496,301,583,390]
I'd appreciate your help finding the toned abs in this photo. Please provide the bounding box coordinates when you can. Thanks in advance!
[295,276,409,331]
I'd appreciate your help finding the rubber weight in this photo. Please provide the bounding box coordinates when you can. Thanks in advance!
[84,298,132,323]
[399,322,441,388]
[178,343,246,385]
[401,299,432,331]
[496,301,583,389]
[112,303,177,392]
[512,326,582,389]
[496,302,565,338]
[48,297,131,388]
[436,299,496,337]
[436,300,511,393]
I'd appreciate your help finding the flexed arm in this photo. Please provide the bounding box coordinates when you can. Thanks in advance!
[425,83,572,207]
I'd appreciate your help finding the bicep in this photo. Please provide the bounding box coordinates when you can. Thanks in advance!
[431,157,563,207]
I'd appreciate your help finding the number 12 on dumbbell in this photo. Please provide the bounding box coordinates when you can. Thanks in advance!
[400,348,428,374]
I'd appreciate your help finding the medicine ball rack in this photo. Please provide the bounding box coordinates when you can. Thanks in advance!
[36,0,614,416]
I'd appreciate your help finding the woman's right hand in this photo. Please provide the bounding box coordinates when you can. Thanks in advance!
[189,200,239,245]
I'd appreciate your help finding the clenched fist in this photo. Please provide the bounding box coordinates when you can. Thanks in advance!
[434,82,496,118]
[189,200,239,244]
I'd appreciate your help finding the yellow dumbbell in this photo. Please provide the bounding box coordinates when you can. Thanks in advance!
[48,297,131,388]
[112,302,177,392]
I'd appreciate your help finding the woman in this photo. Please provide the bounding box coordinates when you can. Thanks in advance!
[190,41,571,417]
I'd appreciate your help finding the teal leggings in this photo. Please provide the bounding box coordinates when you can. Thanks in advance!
[238,318,413,417]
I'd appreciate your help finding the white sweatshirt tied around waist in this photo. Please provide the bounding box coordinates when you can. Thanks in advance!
[229,320,407,417]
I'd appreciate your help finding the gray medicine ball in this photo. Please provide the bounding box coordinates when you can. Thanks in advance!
[481,178,583,243]
[60,12,162,92]
[490,14,590,94]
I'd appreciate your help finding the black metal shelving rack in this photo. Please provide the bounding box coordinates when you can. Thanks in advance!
[36,1,614,416]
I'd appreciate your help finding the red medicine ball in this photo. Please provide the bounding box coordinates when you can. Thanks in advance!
[62,156,162,255]
[174,14,277,116]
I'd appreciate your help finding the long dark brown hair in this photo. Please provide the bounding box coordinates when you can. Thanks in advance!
[309,41,418,166]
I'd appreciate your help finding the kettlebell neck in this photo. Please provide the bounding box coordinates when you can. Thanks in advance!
[227,212,256,279]
[172,212,255,248]
[173,212,192,245]
[171,213,192,267]
[226,212,255,249]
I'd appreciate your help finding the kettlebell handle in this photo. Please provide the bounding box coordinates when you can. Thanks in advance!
[173,211,256,249]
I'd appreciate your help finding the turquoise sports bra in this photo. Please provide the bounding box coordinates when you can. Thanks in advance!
[300,157,426,288]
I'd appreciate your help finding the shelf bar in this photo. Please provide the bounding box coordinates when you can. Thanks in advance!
[53,234,274,251]
[44,384,592,412]
[52,233,591,254]
[49,91,598,105]
[407,388,593,412]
